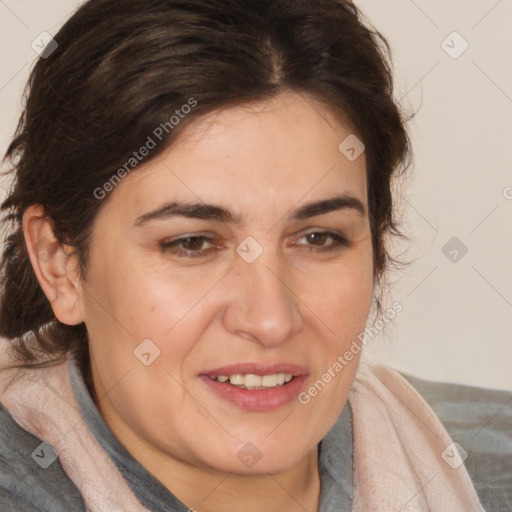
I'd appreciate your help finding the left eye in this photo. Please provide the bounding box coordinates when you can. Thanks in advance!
[295,231,348,250]
[161,231,349,259]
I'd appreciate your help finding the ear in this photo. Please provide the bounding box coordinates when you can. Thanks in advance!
[22,204,84,326]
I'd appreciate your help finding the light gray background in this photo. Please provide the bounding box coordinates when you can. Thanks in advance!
[1,0,511,390]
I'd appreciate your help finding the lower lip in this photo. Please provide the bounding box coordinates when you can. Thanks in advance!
[199,375,308,412]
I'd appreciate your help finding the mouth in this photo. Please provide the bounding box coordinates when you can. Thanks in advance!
[206,372,295,389]
[199,363,308,411]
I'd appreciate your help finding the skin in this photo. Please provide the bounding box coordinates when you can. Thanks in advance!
[23,91,374,512]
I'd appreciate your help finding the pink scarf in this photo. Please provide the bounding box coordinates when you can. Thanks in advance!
[0,339,484,511]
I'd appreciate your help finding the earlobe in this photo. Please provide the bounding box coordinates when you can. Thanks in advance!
[22,205,84,326]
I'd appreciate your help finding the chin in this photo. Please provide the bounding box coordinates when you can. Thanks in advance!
[210,452,305,477]
[212,434,312,476]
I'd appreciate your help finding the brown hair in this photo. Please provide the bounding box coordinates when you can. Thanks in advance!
[0,0,411,365]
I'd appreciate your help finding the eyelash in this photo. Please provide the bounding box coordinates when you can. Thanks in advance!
[160,231,350,259]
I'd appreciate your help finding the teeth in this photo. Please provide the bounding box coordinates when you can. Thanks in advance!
[244,374,262,388]
[229,374,244,385]
[261,374,278,387]
[213,373,294,389]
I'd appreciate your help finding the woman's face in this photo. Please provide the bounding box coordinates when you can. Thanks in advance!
[81,91,374,475]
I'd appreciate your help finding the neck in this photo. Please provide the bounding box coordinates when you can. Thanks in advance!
[101,401,321,512]
[171,447,321,512]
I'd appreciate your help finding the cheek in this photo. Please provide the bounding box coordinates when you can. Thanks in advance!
[313,248,374,337]
[83,251,226,376]
[85,248,188,333]
[298,251,373,413]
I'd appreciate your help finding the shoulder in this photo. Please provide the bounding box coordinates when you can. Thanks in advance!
[0,403,85,511]
[400,371,512,511]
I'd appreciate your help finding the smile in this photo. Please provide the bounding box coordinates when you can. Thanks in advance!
[200,363,308,411]
[208,373,294,389]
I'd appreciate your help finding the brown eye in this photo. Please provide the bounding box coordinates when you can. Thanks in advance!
[306,232,329,246]
[180,236,208,251]
[295,231,349,251]
[161,235,216,258]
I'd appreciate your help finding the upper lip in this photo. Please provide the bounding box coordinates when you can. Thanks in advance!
[201,363,308,378]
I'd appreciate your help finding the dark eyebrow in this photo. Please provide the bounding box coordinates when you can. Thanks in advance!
[293,194,366,220]
[134,193,366,227]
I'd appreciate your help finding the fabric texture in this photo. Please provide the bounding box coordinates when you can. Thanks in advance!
[349,364,485,511]
[0,335,505,511]
[401,371,512,509]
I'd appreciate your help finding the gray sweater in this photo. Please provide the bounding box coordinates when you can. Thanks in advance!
[0,352,511,511]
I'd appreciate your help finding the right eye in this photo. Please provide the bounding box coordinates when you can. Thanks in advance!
[160,235,217,258]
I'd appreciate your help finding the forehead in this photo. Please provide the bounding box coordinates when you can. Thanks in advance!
[102,91,367,222]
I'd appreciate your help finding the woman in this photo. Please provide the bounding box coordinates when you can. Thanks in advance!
[0,0,510,511]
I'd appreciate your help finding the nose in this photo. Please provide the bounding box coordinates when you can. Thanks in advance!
[222,248,304,348]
